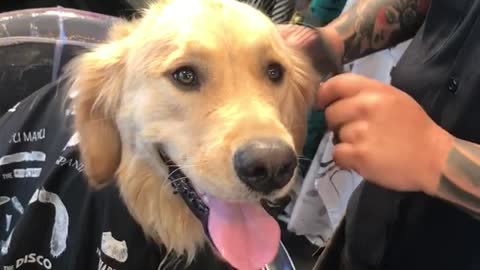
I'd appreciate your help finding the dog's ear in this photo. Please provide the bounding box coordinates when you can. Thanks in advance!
[287,47,341,152]
[283,49,320,152]
[67,24,131,187]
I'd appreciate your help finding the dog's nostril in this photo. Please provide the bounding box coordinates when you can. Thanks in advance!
[278,163,292,178]
[233,138,297,194]
[250,165,269,180]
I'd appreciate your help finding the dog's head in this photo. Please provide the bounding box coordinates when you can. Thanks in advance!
[68,0,319,268]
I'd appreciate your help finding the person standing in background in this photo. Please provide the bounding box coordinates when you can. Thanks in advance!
[237,0,296,23]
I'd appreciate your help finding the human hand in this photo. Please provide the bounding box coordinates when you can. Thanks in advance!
[277,24,343,77]
[317,73,453,195]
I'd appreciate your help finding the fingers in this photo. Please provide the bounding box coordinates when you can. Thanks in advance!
[324,94,366,130]
[317,73,378,109]
[333,140,370,177]
[299,29,343,75]
[331,121,368,171]
[332,143,358,171]
[319,74,379,173]
[337,121,369,144]
[276,24,316,46]
[276,24,293,39]
[277,24,343,75]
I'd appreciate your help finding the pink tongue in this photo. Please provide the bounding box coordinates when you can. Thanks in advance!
[207,196,280,270]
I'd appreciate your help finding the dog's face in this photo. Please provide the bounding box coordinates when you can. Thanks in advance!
[68,0,318,267]
[72,0,316,200]
[131,1,315,202]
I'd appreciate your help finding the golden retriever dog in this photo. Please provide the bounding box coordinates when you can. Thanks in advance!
[65,0,319,268]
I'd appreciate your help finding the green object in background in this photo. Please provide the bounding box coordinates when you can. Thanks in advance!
[307,0,347,26]
[303,110,327,159]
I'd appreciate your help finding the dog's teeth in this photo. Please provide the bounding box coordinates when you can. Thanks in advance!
[202,195,209,203]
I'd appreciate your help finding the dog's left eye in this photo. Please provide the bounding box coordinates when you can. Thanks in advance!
[266,63,284,83]
[172,66,200,89]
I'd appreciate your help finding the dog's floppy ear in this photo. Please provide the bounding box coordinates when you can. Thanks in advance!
[66,21,132,187]
[283,49,319,152]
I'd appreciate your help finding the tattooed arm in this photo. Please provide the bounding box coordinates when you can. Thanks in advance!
[320,0,480,218]
[433,138,480,219]
[322,0,430,63]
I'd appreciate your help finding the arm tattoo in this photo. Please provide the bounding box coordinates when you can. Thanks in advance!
[330,0,430,63]
[438,138,480,219]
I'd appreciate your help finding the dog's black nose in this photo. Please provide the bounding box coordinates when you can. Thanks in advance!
[233,138,297,194]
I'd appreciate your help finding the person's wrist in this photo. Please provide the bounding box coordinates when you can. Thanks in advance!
[421,124,454,196]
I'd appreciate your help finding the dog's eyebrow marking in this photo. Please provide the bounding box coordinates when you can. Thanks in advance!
[241,38,288,64]
[181,41,219,56]
[160,41,218,68]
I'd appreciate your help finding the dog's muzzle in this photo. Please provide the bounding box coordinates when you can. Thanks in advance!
[155,147,291,235]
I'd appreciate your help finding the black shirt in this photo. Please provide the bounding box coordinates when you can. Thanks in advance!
[0,80,231,270]
[318,1,480,270]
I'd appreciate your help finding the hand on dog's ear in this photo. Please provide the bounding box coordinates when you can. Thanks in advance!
[66,22,133,188]
[277,24,343,77]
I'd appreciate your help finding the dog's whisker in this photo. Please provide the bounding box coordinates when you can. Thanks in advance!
[168,176,189,185]
[166,167,187,180]
[165,163,204,179]
[160,176,187,190]
[160,176,195,191]
[165,160,208,168]
[80,116,113,124]
[160,160,212,191]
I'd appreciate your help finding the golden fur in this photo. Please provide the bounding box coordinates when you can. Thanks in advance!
[66,0,319,263]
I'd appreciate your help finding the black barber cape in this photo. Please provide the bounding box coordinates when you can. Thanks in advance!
[316,1,480,270]
[0,79,230,270]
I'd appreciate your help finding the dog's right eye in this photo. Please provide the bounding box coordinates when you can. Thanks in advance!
[171,66,200,89]
[266,62,284,83]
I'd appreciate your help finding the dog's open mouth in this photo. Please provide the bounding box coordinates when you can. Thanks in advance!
[157,148,281,270]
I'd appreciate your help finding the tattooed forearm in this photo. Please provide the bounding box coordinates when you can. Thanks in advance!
[328,0,430,63]
[437,138,480,219]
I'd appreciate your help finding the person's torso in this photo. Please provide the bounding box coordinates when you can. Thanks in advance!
[392,0,480,142]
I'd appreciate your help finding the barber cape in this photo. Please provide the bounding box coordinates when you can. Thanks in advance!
[285,132,362,247]
[0,79,231,270]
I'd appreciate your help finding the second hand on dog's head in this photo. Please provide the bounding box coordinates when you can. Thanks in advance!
[66,0,320,269]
